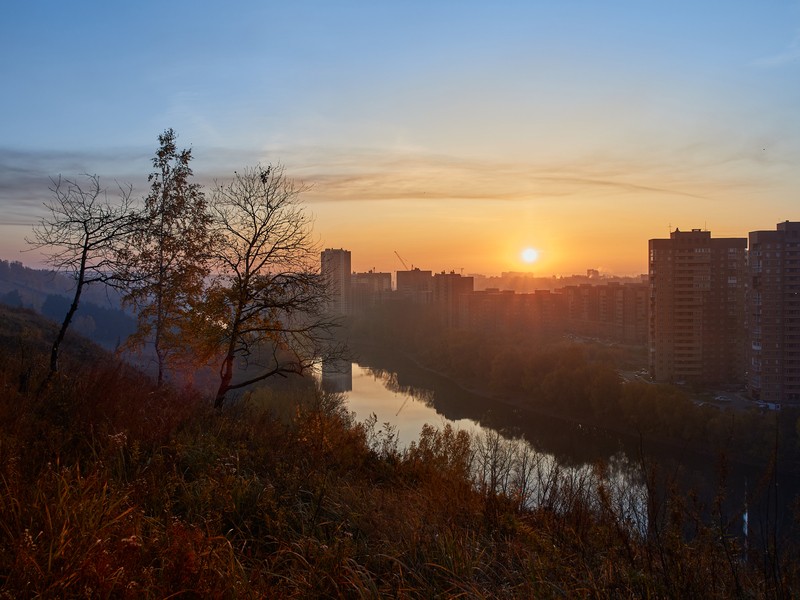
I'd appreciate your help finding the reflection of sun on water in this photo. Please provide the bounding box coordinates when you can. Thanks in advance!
[521,248,539,264]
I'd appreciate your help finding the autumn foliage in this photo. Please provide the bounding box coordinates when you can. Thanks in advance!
[1,304,799,597]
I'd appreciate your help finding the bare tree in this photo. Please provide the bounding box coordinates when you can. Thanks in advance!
[120,129,211,385]
[26,174,135,375]
[199,165,340,409]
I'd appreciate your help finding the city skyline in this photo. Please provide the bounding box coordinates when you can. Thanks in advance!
[2,2,799,275]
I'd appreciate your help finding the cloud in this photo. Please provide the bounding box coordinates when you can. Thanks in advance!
[0,144,288,222]
[0,140,784,228]
[0,147,150,212]
[293,148,743,205]
[0,145,223,223]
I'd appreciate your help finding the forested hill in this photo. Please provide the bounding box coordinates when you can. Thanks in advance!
[0,303,108,369]
[0,260,135,348]
[0,259,122,308]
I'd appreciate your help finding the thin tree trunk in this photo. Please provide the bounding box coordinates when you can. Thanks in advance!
[154,220,166,387]
[154,312,164,387]
[50,246,88,374]
[214,353,234,409]
[50,290,81,373]
[215,294,245,409]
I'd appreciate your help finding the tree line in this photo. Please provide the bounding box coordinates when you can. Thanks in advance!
[27,129,338,407]
[347,302,800,469]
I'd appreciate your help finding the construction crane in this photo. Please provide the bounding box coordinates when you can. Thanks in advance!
[395,395,410,416]
[394,250,410,270]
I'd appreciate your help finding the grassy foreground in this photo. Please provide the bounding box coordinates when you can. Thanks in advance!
[0,307,798,597]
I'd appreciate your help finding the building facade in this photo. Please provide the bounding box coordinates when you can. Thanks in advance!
[396,268,433,304]
[560,282,647,344]
[458,288,567,338]
[321,248,352,315]
[351,270,392,311]
[648,229,747,384]
[432,271,474,327]
[748,221,800,404]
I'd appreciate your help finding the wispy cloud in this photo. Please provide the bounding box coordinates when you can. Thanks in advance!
[0,147,150,224]
[0,144,289,222]
[0,141,785,227]
[294,148,753,205]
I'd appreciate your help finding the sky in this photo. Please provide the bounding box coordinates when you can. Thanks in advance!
[1,1,799,276]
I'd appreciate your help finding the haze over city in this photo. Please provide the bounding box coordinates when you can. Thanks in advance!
[2,1,799,275]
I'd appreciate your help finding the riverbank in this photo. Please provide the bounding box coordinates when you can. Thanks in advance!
[348,338,792,473]
[3,331,794,597]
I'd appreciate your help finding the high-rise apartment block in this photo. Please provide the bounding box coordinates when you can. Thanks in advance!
[396,268,433,304]
[561,282,648,345]
[648,229,747,384]
[321,248,351,315]
[747,221,800,403]
[351,270,392,311]
[433,271,474,327]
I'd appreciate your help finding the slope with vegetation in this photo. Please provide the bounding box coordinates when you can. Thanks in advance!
[0,260,135,349]
[0,303,798,597]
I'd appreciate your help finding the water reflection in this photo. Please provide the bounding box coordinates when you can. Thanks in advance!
[344,362,483,446]
[348,354,628,468]
[341,361,649,533]
[319,351,797,546]
[363,366,434,406]
[321,358,352,393]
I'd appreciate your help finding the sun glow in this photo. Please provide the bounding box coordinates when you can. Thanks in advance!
[521,248,539,264]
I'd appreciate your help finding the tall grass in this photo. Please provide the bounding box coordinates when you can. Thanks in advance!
[0,331,798,597]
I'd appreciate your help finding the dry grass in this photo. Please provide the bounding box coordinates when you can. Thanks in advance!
[0,307,798,597]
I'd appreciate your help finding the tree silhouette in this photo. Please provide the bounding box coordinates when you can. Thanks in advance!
[120,129,211,385]
[198,165,340,408]
[26,174,135,375]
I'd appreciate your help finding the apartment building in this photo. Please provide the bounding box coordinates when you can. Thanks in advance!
[351,270,392,311]
[648,229,747,383]
[321,248,352,315]
[748,221,800,403]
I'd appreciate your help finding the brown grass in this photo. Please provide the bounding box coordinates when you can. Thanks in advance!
[0,318,798,597]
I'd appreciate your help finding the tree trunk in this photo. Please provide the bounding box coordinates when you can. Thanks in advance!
[50,295,80,373]
[215,296,245,409]
[153,258,166,387]
[214,353,234,409]
[50,250,88,374]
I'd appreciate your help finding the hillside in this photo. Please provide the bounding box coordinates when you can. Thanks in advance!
[0,303,109,374]
[0,307,798,597]
[0,260,124,308]
[0,260,136,348]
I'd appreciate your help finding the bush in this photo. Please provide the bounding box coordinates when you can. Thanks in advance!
[1,321,799,597]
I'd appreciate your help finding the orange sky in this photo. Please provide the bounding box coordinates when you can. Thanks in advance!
[2,3,799,277]
[299,148,796,276]
[2,146,796,277]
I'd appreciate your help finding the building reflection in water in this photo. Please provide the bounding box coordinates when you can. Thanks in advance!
[321,359,353,393]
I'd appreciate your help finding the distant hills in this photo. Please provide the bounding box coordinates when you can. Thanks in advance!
[0,303,109,375]
[0,259,136,349]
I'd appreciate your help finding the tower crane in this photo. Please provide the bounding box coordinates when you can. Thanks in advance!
[394,250,410,270]
[395,396,410,416]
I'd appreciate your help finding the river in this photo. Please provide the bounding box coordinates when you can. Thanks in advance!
[320,347,798,543]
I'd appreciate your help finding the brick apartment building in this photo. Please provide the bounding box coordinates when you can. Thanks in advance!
[648,229,747,384]
[747,221,800,403]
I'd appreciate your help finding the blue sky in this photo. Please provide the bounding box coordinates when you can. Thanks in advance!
[2,1,799,274]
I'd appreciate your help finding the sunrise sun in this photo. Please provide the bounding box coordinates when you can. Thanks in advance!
[521,248,539,264]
